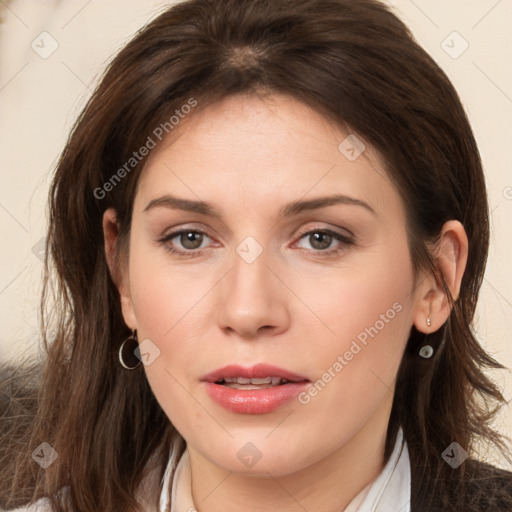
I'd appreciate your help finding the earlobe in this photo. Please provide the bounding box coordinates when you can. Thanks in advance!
[413,220,468,333]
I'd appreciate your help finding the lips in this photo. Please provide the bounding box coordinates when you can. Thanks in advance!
[202,364,310,414]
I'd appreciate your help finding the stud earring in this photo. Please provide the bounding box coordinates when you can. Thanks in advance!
[426,316,431,327]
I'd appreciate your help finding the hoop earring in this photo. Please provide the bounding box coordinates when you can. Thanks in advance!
[119,329,141,370]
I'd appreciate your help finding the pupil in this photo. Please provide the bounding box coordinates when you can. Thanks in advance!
[311,232,331,250]
[182,231,203,249]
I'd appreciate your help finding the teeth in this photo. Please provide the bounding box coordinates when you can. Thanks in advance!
[218,377,289,387]
[252,377,272,385]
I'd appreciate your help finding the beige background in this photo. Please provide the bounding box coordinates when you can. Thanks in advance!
[0,0,511,466]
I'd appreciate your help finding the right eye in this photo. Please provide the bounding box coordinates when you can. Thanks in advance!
[159,229,214,256]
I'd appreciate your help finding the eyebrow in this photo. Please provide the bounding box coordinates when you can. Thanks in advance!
[143,193,377,218]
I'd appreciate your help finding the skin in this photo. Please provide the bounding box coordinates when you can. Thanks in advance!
[103,93,468,512]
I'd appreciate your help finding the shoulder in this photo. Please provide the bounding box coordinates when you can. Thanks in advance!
[412,458,512,512]
[462,459,512,511]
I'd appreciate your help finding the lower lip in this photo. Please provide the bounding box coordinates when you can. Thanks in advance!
[204,381,310,414]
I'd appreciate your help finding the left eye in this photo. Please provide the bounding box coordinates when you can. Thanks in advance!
[295,230,352,252]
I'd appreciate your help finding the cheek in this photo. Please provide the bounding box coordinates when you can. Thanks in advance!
[125,243,209,397]
[319,239,411,314]
[127,237,213,340]
[299,239,414,389]
[126,247,210,431]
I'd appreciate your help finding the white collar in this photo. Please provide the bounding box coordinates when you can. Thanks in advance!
[159,426,411,512]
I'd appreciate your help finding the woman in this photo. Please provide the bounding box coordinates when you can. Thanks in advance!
[1,0,511,511]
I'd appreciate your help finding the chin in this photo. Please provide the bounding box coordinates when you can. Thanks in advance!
[198,440,319,478]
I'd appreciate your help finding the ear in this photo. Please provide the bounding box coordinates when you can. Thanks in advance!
[412,220,468,333]
[103,208,137,330]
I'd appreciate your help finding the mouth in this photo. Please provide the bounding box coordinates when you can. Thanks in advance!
[203,363,309,386]
[202,364,310,414]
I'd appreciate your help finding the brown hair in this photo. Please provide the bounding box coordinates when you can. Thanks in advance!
[1,0,511,510]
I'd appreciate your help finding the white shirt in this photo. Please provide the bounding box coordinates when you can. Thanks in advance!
[161,426,411,512]
[11,427,411,512]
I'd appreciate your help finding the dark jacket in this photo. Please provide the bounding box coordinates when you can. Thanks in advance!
[411,458,512,511]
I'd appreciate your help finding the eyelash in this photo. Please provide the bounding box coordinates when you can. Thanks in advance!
[157,227,355,258]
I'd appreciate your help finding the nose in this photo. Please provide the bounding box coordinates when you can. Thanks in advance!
[216,244,290,340]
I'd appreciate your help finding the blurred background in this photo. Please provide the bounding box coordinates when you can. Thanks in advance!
[0,0,511,466]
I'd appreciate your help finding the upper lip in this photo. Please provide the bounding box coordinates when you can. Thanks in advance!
[203,364,309,383]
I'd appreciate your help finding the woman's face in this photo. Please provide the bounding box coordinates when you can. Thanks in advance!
[113,93,427,476]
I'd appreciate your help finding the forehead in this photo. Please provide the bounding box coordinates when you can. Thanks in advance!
[134,93,403,219]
